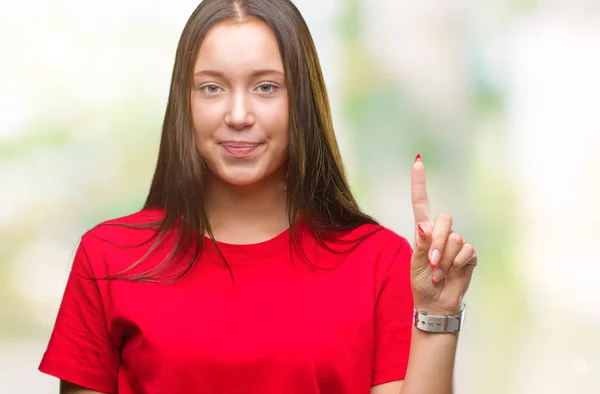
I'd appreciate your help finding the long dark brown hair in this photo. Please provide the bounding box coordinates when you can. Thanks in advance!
[104,0,379,282]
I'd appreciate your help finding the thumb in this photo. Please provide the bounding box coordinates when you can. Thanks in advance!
[413,221,433,266]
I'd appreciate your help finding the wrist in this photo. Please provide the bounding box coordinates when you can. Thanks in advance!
[413,303,466,333]
[414,304,462,315]
[413,324,460,338]
[414,295,464,315]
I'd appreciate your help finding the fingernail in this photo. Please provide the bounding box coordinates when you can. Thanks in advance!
[432,269,445,284]
[417,224,426,240]
[429,249,440,268]
[415,153,422,163]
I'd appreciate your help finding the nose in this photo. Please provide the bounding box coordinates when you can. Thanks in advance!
[224,91,255,130]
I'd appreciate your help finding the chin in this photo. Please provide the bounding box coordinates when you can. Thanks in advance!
[221,176,262,187]
[212,161,288,188]
[215,168,269,187]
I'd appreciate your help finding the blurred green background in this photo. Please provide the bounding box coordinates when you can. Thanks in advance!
[1,0,599,392]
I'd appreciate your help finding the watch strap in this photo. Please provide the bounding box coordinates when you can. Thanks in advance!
[413,304,466,333]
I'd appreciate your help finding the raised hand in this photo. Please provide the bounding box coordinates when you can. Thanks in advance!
[410,154,477,315]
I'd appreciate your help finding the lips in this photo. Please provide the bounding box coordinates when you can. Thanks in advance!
[221,141,261,148]
[220,141,263,158]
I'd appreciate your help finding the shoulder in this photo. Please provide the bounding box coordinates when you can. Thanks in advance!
[355,224,413,299]
[335,223,412,256]
[315,222,412,274]
[81,208,163,246]
[343,223,413,281]
[77,208,167,274]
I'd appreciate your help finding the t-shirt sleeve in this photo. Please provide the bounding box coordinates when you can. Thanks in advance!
[371,239,414,386]
[38,239,120,393]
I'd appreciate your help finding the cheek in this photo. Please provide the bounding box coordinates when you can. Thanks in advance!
[261,99,290,145]
[191,98,222,144]
[277,103,290,154]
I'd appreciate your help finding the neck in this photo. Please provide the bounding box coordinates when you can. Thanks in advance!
[204,169,289,244]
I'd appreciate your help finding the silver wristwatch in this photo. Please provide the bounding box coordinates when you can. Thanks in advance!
[413,304,466,333]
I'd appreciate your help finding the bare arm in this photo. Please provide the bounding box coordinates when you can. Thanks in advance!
[400,327,458,393]
[370,326,459,394]
[370,157,477,394]
[371,379,404,394]
[60,380,106,394]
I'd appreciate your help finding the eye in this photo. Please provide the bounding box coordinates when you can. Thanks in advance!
[200,84,223,94]
[256,83,278,94]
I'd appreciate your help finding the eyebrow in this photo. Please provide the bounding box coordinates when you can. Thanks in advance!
[193,69,285,78]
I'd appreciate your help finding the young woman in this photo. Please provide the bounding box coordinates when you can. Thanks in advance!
[39,1,478,393]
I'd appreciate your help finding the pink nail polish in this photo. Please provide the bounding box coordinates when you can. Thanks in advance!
[432,269,444,284]
[429,249,440,268]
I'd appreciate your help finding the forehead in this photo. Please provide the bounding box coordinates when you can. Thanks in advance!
[194,18,284,74]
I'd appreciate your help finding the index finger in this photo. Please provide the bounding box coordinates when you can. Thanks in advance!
[411,155,431,223]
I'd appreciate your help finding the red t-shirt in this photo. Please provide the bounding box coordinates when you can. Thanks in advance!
[39,209,414,393]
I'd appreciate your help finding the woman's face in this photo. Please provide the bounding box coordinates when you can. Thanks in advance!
[191,17,289,187]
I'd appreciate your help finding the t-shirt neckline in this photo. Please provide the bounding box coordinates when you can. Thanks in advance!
[141,207,293,262]
[201,227,291,261]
